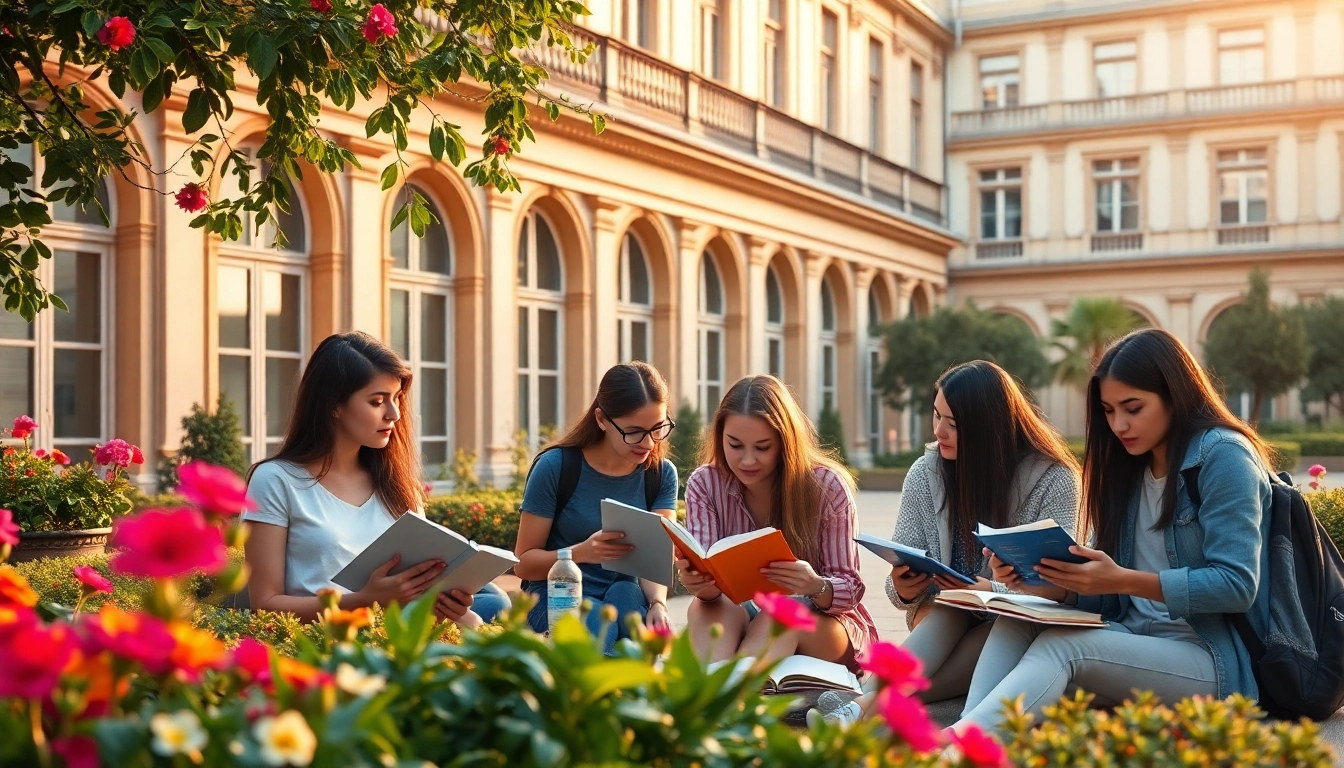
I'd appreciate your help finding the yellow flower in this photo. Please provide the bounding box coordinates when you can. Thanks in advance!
[150,710,208,757]
[253,710,317,767]
[335,663,387,697]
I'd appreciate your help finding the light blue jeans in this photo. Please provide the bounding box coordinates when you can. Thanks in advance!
[956,617,1218,732]
[525,580,648,654]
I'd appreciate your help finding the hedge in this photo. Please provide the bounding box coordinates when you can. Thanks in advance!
[1289,434,1344,457]
[1308,488,1344,555]
[424,488,523,550]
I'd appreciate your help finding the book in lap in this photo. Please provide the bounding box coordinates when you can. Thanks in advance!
[660,518,796,605]
[599,498,675,586]
[973,519,1087,586]
[331,514,519,597]
[854,533,976,585]
[709,655,863,695]
[934,589,1105,627]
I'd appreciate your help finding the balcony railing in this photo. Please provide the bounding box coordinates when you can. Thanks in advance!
[1217,224,1271,247]
[974,240,1024,260]
[1090,232,1144,253]
[951,77,1344,139]
[523,29,945,226]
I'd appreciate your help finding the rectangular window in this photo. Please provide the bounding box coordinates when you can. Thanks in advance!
[767,337,783,378]
[1094,40,1137,98]
[1218,28,1265,85]
[821,343,836,410]
[910,63,923,171]
[700,0,724,81]
[979,54,1020,108]
[699,327,724,415]
[1217,149,1269,225]
[624,0,656,50]
[978,168,1023,239]
[868,38,883,153]
[867,348,882,457]
[1093,158,1140,232]
[820,10,838,132]
[763,0,785,108]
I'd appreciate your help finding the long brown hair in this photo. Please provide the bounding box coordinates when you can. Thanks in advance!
[702,375,853,564]
[248,332,421,518]
[536,362,671,469]
[1083,328,1272,553]
[936,361,1079,552]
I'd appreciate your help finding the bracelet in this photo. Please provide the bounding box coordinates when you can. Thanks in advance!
[649,599,667,608]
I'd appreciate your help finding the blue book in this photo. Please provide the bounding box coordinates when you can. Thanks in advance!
[973,520,1087,586]
[854,534,976,586]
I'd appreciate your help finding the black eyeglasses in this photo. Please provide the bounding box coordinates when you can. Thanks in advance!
[609,419,676,445]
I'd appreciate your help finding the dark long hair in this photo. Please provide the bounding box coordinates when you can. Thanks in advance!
[536,362,671,470]
[1083,328,1272,554]
[248,332,421,519]
[937,361,1079,551]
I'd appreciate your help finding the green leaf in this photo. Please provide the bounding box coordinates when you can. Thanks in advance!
[546,101,560,121]
[428,125,445,162]
[248,35,279,80]
[183,88,211,134]
[577,660,657,703]
[81,11,102,37]
[145,37,175,65]
[130,47,156,86]
[591,113,607,135]
[379,163,398,191]
[389,203,408,233]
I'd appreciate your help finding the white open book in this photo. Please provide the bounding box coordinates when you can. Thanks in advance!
[331,514,518,597]
[934,589,1104,627]
[709,654,863,694]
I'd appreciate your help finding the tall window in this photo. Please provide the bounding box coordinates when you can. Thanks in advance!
[763,0,785,108]
[765,266,785,379]
[979,54,1019,108]
[388,185,453,472]
[1217,149,1268,226]
[868,38,883,153]
[910,63,924,171]
[819,279,837,412]
[1094,159,1140,232]
[820,10,838,132]
[517,210,564,447]
[865,286,883,457]
[697,254,726,415]
[700,0,725,81]
[1218,28,1265,85]
[0,144,110,461]
[978,168,1023,239]
[219,149,308,463]
[617,231,653,363]
[1094,41,1137,98]
[623,0,656,50]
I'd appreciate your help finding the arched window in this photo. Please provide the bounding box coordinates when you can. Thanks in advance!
[697,253,726,414]
[517,209,564,446]
[765,265,785,378]
[617,231,653,363]
[388,184,453,473]
[217,147,309,462]
[865,284,885,457]
[819,278,837,412]
[0,142,111,462]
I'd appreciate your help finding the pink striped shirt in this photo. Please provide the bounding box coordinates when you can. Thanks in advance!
[684,464,879,659]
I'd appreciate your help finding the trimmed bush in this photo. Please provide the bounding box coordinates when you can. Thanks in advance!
[13,550,238,614]
[872,450,925,469]
[158,395,248,492]
[817,402,848,466]
[669,400,705,497]
[1295,434,1344,456]
[424,489,523,550]
[1267,440,1301,473]
[1308,488,1344,555]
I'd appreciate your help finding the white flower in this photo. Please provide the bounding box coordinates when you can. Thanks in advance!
[253,710,318,767]
[335,663,387,697]
[150,710,209,757]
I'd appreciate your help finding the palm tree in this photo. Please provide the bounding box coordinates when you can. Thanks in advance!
[1051,298,1147,388]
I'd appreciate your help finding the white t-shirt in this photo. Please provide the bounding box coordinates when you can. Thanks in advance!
[1119,468,1202,643]
[243,460,407,597]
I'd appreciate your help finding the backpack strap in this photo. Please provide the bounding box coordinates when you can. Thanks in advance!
[1182,466,1202,507]
[553,446,583,518]
[643,460,662,511]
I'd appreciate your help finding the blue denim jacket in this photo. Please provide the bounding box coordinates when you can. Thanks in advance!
[1077,427,1273,699]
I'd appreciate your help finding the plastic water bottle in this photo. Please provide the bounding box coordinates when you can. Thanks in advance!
[547,548,582,632]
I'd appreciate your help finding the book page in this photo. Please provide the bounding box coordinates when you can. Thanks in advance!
[933,589,996,607]
[977,519,1061,535]
[331,515,474,591]
[706,526,782,558]
[768,655,861,691]
[660,517,708,559]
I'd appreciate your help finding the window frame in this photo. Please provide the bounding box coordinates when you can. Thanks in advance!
[819,9,839,133]
[517,209,566,449]
[976,167,1024,241]
[1215,148,1270,226]
[765,265,785,379]
[623,0,657,50]
[868,37,884,154]
[818,278,837,413]
[978,52,1021,109]
[1092,39,1138,99]
[763,0,786,108]
[909,60,924,171]
[697,253,727,416]
[1216,26,1267,86]
[699,0,726,81]
[1091,158,1142,233]
[617,230,654,364]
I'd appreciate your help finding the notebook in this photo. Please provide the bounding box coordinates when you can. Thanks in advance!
[599,498,675,586]
[660,518,796,605]
[973,520,1088,586]
[708,654,864,694]
[934,589,1105,627]
[331,513,518,598]
[854,533,976,585]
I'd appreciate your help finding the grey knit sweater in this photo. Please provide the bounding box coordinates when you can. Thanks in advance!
[884,445,1081,629]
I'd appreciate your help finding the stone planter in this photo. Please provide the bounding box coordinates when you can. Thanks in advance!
[10,528,112,564]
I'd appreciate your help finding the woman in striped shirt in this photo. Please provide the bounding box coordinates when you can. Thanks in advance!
[678,375,878,667]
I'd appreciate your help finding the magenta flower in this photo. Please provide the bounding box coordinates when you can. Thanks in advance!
[752,592,817,633]
[174,182,209,213]
[876,687,941,753]
[0,614,76,699]
[96,16,135,51]
[10,415,36,439]
[177,461,256,515]
[1308,464,1327,479]
[950,723,1008,768]
[74,565,114,595]
[94,438,143,468]
[109,508,227,579]
[311,0,333,11]
[858,641,930,696]
[0,509,18,547]
[362,3,397,43]
[52,736,100,768]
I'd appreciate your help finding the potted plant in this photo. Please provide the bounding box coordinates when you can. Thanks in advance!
[2,415,140,562]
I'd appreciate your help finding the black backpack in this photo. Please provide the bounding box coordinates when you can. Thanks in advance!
[1184,467,1344,721]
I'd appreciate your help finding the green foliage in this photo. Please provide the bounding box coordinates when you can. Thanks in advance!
[448,447,480,491]
[13,549,238,614]
[1266,440,1300,473]
[191,604,463,657]
[1003,689,1334,767]
[670,400,706,496]
[817,401,849,465]
[1295,435,1344,456]
[1,447,134,532]
[877,303,1050,414]
[158,395,248,491]
[508,428,532,491]
[1050,297,1146,388]
[127,488,188,511]
[1307,488,1344,554]
[1204,268,1310,427]
[1300,295,1344,415]
[423,489,523,549]
[872,450,925,469]
[0,0,600,319]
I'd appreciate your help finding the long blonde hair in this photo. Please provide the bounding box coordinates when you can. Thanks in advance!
[702,375,854,564]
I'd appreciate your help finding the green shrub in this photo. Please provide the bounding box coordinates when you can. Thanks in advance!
[669,400,705,496]
[2,450,136,532]
[1295,434,1344,456]
[13,549,243,614]
[127,489,188,512]
[817,402,849,466]
[447,447,481,489]
[1308,488,1344,554]
[190,603,463,656]
[424,489,523,550]
[158,395,249,491]
[1267,440,1300,472]
[872,450,925,469]
[1068,440,1086,462]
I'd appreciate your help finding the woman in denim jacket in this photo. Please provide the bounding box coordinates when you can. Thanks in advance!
[952,328,1274,734]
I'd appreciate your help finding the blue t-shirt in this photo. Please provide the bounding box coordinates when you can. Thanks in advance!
[520,448,678,600]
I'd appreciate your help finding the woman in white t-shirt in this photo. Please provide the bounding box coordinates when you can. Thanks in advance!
[243,331,506,625]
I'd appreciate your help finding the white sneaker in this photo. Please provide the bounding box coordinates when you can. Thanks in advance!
[816,690,849,713]
[805,700,861,730]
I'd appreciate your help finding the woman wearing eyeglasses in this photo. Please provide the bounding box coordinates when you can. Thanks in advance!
[512,362,680,652]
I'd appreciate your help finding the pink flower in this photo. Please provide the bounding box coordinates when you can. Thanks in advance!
[94,438,141,468]
[11,415,36,439]
[752,592,817,633]
[876,687,941,753]
[78,604,175,674]
[1308,464,1327,479]
[950,724,1008,768]
[1312,480,1322,490]
[232,637,273,681]
[0,509,18,547]
[0,614,76,699]
[74,565,114,595]
[109,508,227,579]
[362,4,397,43]
[177,461,256,515]
[858,641,930,696]
[50,449,71,466]
[488,136,510,156]
[97,16,135,52]
[52,736,100,768]
[423,483,433,494]
[311,0,333,11]
[174,182,208,213]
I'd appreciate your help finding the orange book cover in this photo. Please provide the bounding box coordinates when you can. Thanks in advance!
[660,518,798,605]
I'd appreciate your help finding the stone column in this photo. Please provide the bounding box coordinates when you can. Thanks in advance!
[1046,143,1066,248]
[591,198,627,373]
[112,183,158,483]
[1168,133,1190,249]
[1298,127,1319,225]
[746,236,775,375]
[851,266,877,468]
[479,189,520,486]
[802,251,827,417]
[1166,293,1195,346]
[338,137,391,337]
[677,220,707,412]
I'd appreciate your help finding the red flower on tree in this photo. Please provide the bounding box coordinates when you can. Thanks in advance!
[108,508,227,579]
[488,136,510,156]
[96,16,135,52]
[174,182,209,213]
[362,4,398,43]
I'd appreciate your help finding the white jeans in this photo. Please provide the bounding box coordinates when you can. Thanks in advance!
[956,617,1218,732]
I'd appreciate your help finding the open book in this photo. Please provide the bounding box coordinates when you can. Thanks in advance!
[660,517,796,605]
[709,655,863,695]
[854,533,976,585]
[934,589,1104,627]
[331,514,518,598]
[599,498,674,586]
[973,519,1087,586]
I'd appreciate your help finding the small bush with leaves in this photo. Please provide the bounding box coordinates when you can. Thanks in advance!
[1308,488,1344,554]
[158,395,249,492]
[0,420,138,532]
[423,489,523,550]
[817,402,850,466]
[670,400,705,496]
